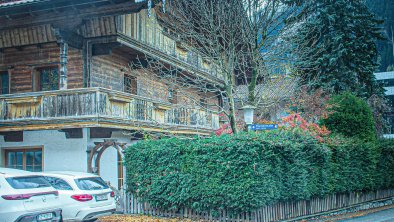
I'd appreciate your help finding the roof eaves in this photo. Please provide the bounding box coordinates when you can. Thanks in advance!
[0,0,47,8]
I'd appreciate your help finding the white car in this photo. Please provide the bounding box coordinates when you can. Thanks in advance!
[41,171,116,221]
[0,168,62,222]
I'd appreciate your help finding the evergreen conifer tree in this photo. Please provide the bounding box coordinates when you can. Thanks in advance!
[294,0,384,97]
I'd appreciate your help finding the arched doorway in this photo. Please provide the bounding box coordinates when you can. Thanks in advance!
[87,140,127,190]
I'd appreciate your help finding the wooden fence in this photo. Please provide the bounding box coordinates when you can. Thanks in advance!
[125,189,394,222]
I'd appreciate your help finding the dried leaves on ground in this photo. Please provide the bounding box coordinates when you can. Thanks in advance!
[99,215,204,222]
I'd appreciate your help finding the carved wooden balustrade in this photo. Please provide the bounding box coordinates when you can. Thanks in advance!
[0,88,219,134]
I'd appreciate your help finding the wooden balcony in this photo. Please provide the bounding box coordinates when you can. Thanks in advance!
[116,34,225,85]
[0,88,219,135]
[81,9,226,85]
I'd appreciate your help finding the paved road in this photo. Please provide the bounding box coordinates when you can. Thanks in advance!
[339,207,394,222]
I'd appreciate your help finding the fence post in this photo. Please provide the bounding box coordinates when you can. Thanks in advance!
[123,160,128,214]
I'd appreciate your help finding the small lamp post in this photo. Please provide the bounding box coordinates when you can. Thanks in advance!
[241,105,256,131]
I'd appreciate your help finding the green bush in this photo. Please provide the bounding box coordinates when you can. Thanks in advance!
[321,92,376,141]
[376,139,394,189]
[328,136,379,192]
[124,131,394,214]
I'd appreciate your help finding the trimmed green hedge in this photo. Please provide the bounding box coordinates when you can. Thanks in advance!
[376,139,394,188]
[124,132,394,214]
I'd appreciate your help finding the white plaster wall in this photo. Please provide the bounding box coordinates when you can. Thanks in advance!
[0,128,138,190]
[88,130,137,189]
[0,129,88,172]
[100,148,118,188]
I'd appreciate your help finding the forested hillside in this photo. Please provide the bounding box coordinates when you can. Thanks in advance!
[367,0,394,72]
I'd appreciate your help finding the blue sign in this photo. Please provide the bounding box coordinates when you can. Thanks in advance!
[250,124,279,131]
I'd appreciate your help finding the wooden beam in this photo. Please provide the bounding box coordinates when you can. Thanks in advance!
[53,28,83,49]
[92,42,121,56]
[0,131,23,142]
[59,128,83,138]
[90,127,117,138]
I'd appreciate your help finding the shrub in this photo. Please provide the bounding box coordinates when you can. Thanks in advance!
[124,131,393,214]
[328,136,379,192]
[321,92,376,141]
[376,139,394,189]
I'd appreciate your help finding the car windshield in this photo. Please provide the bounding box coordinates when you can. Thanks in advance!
[74,177,109,190]
[6,176,51,189]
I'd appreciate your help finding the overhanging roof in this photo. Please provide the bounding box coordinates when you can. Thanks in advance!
[0,0,53,8]
[0,0,147,18]
[0,0,147,29]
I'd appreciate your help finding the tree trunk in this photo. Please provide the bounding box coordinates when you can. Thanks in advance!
[248,68,258,104]
[225,83,239,134]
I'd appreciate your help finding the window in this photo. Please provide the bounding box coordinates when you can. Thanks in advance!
[0,71,9,94]
[168,88,177,103]
[124,74,137,94]
[45,176,73,190]
[74,177,109,190]
[5,148,43,172]
[33,67,59,91]
[6,176,50,189]
[379,79,394,87]
[200,98,207,108]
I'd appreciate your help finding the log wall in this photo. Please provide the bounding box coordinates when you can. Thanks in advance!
[90,53,129,91]
[90,51,220,109]
[0,42,83,93]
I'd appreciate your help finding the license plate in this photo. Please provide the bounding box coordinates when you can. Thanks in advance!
[37,213,53,221]
[95,194,108,201]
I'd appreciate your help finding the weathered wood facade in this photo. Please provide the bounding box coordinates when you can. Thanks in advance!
[0,0,222,135]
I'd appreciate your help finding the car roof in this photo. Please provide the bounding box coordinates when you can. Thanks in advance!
[0,167,40,177]
[42,171,99,179]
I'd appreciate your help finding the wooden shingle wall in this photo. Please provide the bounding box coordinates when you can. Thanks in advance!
[0,43,83,93]
[78,16,117,38]
[0,24,56,49]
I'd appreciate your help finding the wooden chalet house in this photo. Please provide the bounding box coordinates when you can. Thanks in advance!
[0,0,222,188]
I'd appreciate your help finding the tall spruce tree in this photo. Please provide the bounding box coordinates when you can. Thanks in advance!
[294,0,384,97]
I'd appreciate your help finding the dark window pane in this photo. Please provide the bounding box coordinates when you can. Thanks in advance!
[5,149,43,171]
[6,176,51,189]
[378,79,394,87]
[0,72,9,94]
[40,68,59,91]
[75,177,109,190]
[7,152,15,166]
[26,152,34,165]
[16,152,23,165]
[124,74,137,94]
[34,151,42,165]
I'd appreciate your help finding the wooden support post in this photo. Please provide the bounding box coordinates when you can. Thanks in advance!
[59,40,68,90]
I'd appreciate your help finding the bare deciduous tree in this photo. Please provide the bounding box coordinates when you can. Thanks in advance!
[126,0,308,134]
[154,0,308,133]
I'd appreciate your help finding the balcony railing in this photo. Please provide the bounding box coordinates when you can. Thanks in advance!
[0,88,219,133]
